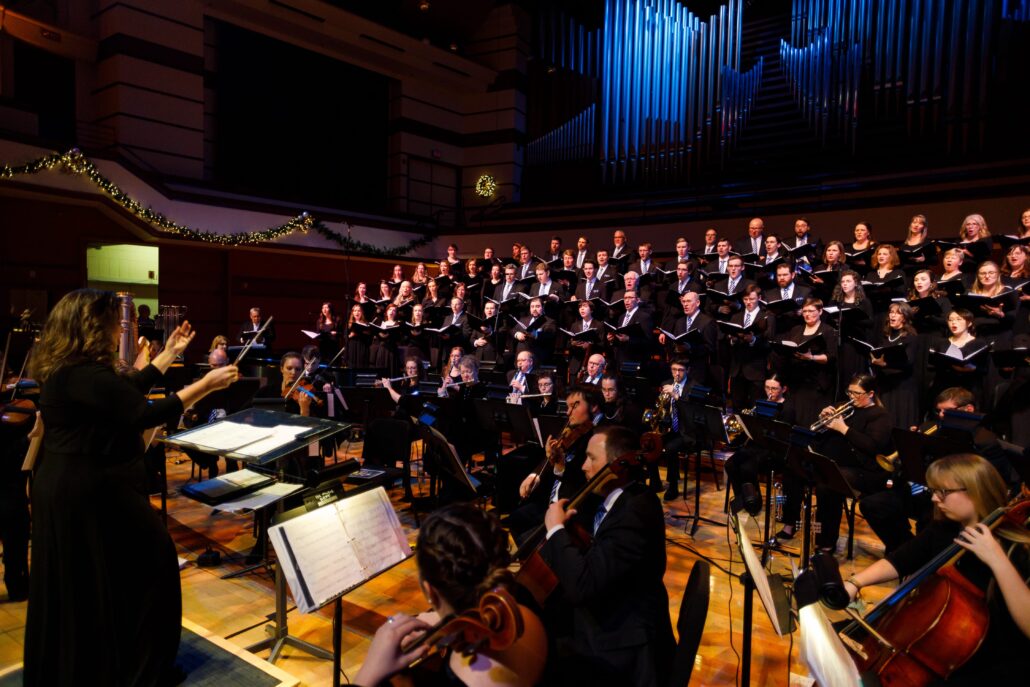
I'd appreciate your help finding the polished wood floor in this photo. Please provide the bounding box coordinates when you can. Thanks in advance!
[0,444,896,685]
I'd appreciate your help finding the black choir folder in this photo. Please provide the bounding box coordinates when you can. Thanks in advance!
[268,486,412,614]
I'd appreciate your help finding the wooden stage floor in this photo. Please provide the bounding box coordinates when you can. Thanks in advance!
[0,445,895,685]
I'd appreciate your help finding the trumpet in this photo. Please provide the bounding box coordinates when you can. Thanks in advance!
[373,374,418,387]
[810,399,855,431]
[876,424,938,472]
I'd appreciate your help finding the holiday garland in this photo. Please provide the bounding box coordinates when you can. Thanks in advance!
[0,148,434,256]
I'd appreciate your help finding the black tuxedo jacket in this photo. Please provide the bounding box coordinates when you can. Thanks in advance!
[734,236,765,257]
[237,320,276,347]
[492,280,525,303]
[670,312,717,382]
[512,315,557,363]
[728,307,775,380]
[540,482,675,687]
[594,264,618,284]
[575,278,609,302]
[529,281,567,302]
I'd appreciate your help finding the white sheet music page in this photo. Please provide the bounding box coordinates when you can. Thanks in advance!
[337,488,410,576]
[270,506,360,614]
[178,421,273,452]
[269,487,411,613]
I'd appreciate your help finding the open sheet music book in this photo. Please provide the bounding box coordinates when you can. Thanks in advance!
[269,487,412,613]
[174,420,312,458]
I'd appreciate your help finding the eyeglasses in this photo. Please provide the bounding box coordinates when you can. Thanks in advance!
[846,389,868,397]
[930,487,966,499]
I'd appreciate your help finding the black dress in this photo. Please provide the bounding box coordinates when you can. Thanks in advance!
[25,362,185,687]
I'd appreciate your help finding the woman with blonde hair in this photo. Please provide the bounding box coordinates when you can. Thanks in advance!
[844,454,1030,682]
[968,261,1015,336]
[24,289,238,686]
[958,213,993,270]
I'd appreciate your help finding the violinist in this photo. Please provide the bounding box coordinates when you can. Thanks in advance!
[843,454,1030,682]
[353,503,547,687]
[255,351,314,417]
[509,386,599,541]
[541,425,675,687]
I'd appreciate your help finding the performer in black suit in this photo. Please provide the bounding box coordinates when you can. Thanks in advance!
[764,263,813,337]
[506,350,539,397]
[566,300,605,382]
[726,285,775,411]
[236,306,275,347]
[509,386,599,540]
[660,291,716,386]
[733,217,766,257]
[626,242,660,283]
[607,290,653,372]
[574,259,609,302]
[785,217,824,260]
[492,263,525,304]
[25,289,238,687]
[512,298,557,366]
[610,229,631,271]
[711,255,754,318]
[528,263,566,318]
[541,425,675,687]
[658,359,697,501]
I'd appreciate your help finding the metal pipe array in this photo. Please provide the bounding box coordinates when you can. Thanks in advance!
[530,0,761,184]
[781,0,1006,154]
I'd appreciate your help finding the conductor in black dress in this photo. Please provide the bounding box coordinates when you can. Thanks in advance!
[24,289,238,687]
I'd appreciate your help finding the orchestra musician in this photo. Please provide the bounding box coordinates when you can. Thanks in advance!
[577,352,607,386]
[507,351,538,398]
[541,425,675,687]
[723,374,795,512]
[658,359,695,501]
[843,454,1030,682]
[810,374,893,553]
[509,386,599,541]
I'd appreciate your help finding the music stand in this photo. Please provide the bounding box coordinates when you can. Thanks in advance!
[784,444,858,568]
[163,409,350,661]
[268,486,412,681]
[676,386,727,535]
[729,512,793,687]
[736,412,797,563]
[338,386,394,429]
[419,424,483,503]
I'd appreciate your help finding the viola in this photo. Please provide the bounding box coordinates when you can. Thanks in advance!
[514,437,662,605]
[389,588,524,687]
[839,498,1030,686]
[284,381,325,407]
[521,418,594,500]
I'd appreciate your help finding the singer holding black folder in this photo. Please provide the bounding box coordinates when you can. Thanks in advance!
[24,289,238,687]
[782,298,837,427]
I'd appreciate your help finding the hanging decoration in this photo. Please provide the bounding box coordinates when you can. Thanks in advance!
[474,174,497,198]
[0,148,434,255]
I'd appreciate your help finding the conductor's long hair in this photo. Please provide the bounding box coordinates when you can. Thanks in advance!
[30,288,121,383]
[416,503,514,612]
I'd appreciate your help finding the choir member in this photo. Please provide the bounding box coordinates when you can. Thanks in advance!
[872,302,920,429]
[783,298,837,427]
[346,303,372,368]
[313,301,341,360]
[846,220,876,272]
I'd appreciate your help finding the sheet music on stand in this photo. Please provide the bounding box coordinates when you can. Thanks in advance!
[268,486,411,614]
[162,408,350,466]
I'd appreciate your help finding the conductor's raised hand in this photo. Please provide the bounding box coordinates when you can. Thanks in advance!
[164,321,196,357]
[204,364,239,391]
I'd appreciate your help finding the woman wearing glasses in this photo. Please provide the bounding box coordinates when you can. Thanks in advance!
[843,454,1030,682]
[967,261,1016,338]
[810,374,893,553]
[784,298,838,428]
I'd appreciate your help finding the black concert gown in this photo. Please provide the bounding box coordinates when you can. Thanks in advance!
[25,362,185,687]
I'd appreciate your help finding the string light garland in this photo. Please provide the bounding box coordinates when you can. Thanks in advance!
[474,174,497,198]
[0,148,434,255]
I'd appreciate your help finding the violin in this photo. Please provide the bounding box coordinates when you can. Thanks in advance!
[839,498,1030,686]
[389,588,525,687]
[521,418,594,500]
[1,332,37,427]
[284,381,324,407]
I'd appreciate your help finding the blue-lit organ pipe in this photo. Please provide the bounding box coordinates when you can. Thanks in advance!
[526,105,596,166]
[532,0,760,182]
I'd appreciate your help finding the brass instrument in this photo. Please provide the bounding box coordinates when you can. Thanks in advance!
[722,406,754,444]
[876,424,938,472]
[116,291,137,367]
[641,391,673,431]
[810,399,855,431]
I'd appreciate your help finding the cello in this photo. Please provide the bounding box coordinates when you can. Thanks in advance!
[838,498,1030,686]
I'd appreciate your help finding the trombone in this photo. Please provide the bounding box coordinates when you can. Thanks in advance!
[810,399,855,431]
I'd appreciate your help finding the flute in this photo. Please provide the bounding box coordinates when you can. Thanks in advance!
[374,374,418,387]
[234,316,274,364]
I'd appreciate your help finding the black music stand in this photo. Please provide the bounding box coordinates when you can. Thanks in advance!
[785,444,858,568]
[736,412,797,564]
[338,386,394,429]
[419,423,483,504]
[163,409,350,662]
[676,386,728,535]
[268,486,412,681]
